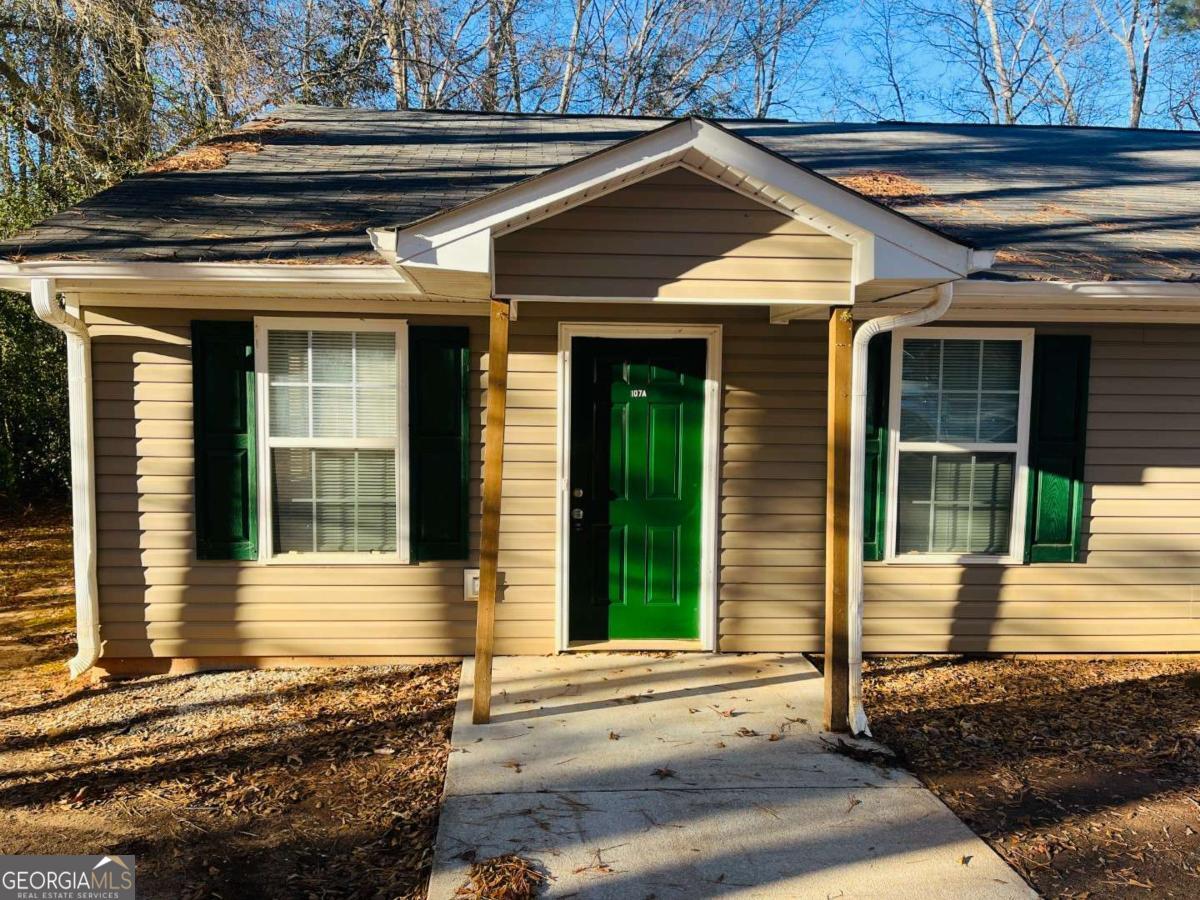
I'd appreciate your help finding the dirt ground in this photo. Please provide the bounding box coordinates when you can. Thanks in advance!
[0,509,458,899]
[9,508,1200,899]
[865,655,1200,899]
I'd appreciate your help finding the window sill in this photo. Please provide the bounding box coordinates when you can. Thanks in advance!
[883,553,1022,566]
[261,552,412,566]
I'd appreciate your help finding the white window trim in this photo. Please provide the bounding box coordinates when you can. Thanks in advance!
[884,326,1034,565]
[253,316,410,565]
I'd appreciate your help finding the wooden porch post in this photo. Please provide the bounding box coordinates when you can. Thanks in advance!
[473,298,512,724]
[823,307,852,733]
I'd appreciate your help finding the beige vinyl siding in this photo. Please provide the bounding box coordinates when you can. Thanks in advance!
[493,168,852,303]
[87,301,828,660]
[90,305,548,659]
[90,305,1200,660]
[864,323,1200,653]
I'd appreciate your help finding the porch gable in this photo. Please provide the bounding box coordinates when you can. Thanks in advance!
[493,168,853,304]
[369,117,989,312]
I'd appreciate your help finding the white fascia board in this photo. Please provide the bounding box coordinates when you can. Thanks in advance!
[688,123,976,281]
[0,261,419,295]
[371,117,979,289]
[861,278,1200,324]
[956,279,1200,302]
[373,119,701,275]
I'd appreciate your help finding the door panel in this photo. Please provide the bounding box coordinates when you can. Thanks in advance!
[569,338,705,641]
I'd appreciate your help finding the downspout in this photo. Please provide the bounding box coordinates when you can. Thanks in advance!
[31,278,101,678]
[847,281,955,735]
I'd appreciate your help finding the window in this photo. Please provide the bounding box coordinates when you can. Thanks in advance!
[254,319,409,562]
[886,328,1032,562]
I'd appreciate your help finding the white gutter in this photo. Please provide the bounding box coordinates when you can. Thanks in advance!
[0,261,419,297]
[30,278,101,678]
[847,281,955,735]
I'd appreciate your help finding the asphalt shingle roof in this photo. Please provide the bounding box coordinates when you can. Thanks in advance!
[3,104,1199,282]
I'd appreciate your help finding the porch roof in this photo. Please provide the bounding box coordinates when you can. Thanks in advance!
[2,105,1199,283]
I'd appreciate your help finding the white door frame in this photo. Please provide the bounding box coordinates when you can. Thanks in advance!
[555,322,723,651]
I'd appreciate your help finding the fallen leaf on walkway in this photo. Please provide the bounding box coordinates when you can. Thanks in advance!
[572,848,616,876]
[767,733,782,742]
[652,768,676,780]
[712,707,737,718]
[821,737,900,768]
[502,760,523,773]
[847,795,862,812]
[736,727,758,738]
[608,731,620,741]
[961,855,973,866]
[455,854,546,899]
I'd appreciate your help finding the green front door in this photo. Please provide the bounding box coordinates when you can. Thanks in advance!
[568,338,706,641]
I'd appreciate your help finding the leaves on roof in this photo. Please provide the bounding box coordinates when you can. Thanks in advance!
[143,117,312,174]
[993,249,1046,267]
[833,171,932,204]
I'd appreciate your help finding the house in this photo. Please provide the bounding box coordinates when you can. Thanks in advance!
[3,106,1199,731]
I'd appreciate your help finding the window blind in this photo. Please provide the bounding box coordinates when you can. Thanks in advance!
[894,336,1024,556]
[265,328,400,556]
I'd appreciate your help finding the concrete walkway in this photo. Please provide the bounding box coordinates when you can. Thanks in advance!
[427,653,1034,899]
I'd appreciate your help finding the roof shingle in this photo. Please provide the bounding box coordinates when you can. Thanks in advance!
[3,105,1198,282]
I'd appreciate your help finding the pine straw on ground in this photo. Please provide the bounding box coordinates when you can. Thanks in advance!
[864,656,1200,899]
[454,854,546,899]
[0,505,76,698]
[0,509,459,899]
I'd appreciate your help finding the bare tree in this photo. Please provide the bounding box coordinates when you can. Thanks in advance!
[904,0,1104,123]
[833,0,920,120]
[1089,0,1163,126]
[556,0,588,110]
[737,0,827,117]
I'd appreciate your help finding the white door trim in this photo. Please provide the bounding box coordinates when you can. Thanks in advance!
[555,322,723,652]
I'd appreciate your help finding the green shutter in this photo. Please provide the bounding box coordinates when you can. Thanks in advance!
[192,321,257,560]
[862,332,891,562]
[409,326,470,561]
[1025,334,1091,563]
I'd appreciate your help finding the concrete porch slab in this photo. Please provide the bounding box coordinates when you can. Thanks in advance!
[427,653,1034,899]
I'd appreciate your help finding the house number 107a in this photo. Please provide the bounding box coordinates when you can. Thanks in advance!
[631,389,648,397]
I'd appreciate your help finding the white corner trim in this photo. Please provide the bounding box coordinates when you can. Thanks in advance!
[555,322,723,652]
[969,250,997,272]
[252,316,411,565]
[30,278,100,678]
